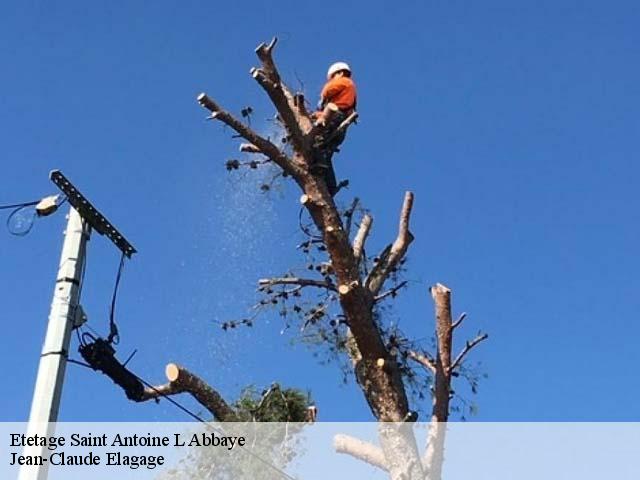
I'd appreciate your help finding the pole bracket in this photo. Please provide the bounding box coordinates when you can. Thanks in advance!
[50,170,137,258]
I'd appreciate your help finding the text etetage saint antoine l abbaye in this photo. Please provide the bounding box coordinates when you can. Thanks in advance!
[10,432,246,469]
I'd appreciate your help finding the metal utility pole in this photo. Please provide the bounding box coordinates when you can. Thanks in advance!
[19,170,136,480]
[19,207,90,480]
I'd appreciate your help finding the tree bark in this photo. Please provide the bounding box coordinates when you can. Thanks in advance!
[422,284,452,480]
[140,363,237,421]
[301,173,411,422]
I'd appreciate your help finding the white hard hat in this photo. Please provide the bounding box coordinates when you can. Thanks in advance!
[327,62,351,79]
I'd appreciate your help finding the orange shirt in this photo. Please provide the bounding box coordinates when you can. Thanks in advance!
[321,76,357,111]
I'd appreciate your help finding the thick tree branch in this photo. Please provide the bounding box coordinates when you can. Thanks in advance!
[352,213,373,263]
[334,434,388,472]
[423,283,453,480]
[254,37,280,82]
[252,38,310,153]
[258,277,336,292]
[139,363,236,421]
[366,192,415,295]
[450,333,489,372]
[197,93,300,179]
[431,283,453,422]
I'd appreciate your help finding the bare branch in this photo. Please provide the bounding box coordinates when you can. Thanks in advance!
[139,363,236,421]
[374,280,408,303]
[406,349,437,373]
[258,277,336,291]
[352,214,373,263]
[343,197,360,238]
[451,312,467,330]
[334,434,388,472]
[366,192,415,295]
[197,93,299,178]
[450,333,489,372]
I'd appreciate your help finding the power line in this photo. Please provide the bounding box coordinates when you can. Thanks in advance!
[107,252,126,345]
[1,199,40,237]
[2,196,67,236]
[6,206,36,236]
[135,375,208,423]
[0,200,40,210]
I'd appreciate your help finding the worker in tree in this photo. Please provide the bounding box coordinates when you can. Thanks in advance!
[312,61,357,196]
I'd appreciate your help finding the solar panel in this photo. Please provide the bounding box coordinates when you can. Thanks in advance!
[50,170,137,258]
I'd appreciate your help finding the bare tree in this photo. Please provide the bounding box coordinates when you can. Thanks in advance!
[194,38,488,479]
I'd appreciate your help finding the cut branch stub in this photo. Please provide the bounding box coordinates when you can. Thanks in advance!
[251,38,310,153]
[164,363,237,421]
[254,37,280,82]
[140,363,237,422]
[424,284,454,480]
[300,194,311,205]
[197,92,220,113]
[338,282,359,296]
[429,282,454,426]
[165,363,180,382]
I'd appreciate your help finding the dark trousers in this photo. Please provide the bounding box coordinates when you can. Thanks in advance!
[314,111,348,195]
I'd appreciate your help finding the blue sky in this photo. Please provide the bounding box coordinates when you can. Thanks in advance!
[1,0,639,422]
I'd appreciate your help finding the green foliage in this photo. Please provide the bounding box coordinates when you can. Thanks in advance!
[234,384,310,422]
[157,384,311,480]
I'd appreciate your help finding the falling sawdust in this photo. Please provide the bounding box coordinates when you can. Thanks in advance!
[184,154,290,394]
[151,123,294,414]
